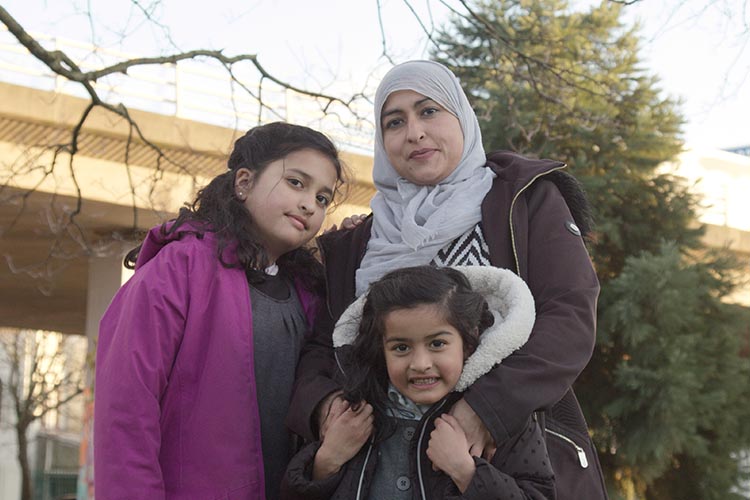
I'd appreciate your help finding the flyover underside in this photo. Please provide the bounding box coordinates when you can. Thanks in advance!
[0,186,164,335]
[0,82,375,336]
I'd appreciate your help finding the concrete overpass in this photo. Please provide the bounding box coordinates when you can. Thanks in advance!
[2,81,749,343]
[0,80,375,339]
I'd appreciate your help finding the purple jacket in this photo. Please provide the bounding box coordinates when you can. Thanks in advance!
[94,225,317,499]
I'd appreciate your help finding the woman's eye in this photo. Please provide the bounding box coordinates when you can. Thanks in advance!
[422,107,439,117]
[384,118,403,130]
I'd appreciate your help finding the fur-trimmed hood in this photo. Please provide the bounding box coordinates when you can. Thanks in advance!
[332,265,535,391]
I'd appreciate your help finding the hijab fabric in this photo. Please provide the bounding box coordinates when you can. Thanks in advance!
[355,60,496,296]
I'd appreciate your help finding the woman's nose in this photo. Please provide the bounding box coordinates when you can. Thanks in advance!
[406,120,425,143]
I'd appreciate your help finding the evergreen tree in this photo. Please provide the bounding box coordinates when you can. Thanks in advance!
[434,1,750,497]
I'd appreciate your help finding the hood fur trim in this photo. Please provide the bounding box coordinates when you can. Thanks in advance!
[332,265,535,392]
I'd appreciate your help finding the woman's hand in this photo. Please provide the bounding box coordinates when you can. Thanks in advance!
[426,414,476,493]
[449,398,497,460]
[313,401,374,480]
[316,391,344,440]
[323,213,368,233]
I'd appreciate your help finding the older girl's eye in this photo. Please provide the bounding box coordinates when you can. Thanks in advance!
[393,344,410,353]
[287,178,303,188]
[316,194,331,207]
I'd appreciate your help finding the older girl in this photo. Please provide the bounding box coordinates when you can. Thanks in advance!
[95,122,346,499]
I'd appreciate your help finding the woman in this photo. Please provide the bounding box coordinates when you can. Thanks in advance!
[287,60,608,499]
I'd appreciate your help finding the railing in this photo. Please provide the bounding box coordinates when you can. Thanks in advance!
[0,25,374,154]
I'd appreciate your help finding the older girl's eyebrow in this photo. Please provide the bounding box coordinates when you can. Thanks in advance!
[381,97,436,122]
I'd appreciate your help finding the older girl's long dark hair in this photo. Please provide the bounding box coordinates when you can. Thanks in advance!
[124,122,347,292]
[341,265,494,440]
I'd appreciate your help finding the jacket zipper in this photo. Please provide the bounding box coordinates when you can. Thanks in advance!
[508,165,566,274]
[352,399,447,500]
[545,428,589,468]
[416,399,448,500]
[355,439,375,500]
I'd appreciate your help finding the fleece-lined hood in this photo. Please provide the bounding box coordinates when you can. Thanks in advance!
[332,265,535,391]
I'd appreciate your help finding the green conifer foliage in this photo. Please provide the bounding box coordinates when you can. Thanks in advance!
[434,1,750,497]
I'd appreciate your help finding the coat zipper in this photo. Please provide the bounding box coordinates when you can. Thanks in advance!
[508,165,566,274]
[545,428,589,468]
[509,167,588,470]
[355,439,375,500]
[354,399,446,500]
[416,399,448,500]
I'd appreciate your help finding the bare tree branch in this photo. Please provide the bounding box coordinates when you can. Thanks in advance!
[401,0,441,48]
[0,2,373,293]
[377,0,397,64]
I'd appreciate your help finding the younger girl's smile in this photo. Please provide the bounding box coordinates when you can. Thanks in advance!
[382,303,465,405]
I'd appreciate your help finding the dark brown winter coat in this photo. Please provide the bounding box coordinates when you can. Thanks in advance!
[286,151,609,499]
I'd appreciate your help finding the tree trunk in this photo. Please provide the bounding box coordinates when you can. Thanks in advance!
[16,423,32,500]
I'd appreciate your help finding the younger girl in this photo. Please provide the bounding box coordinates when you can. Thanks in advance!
[95,122,346,499]
[284,265,554,499]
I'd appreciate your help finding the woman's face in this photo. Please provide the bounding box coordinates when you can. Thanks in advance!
[380,90,464,186]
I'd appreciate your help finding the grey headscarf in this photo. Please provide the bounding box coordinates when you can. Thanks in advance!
[355,60,496,296]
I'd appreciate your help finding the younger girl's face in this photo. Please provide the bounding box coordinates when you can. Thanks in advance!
[236,148,338,263]
[382,303,465,405]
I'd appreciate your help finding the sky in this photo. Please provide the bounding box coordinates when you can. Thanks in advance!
[2,0,748,151]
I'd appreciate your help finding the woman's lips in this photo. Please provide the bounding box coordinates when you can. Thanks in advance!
[409,148,437,160]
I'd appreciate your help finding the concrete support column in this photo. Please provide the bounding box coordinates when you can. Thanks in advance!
[79,248,133,500]
[85,251,133,344]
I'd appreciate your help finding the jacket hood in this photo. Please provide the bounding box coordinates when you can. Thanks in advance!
[332,265,535,392]
[135,223,233,271]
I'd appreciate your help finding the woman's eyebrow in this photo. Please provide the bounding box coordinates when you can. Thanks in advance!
[381,97,435,120]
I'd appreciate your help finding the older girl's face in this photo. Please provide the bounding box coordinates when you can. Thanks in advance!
[380,90,464,186]
[235,149,337,263]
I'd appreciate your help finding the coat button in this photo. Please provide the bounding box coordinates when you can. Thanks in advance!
[403,426,415,441]
[396,475,411,491]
